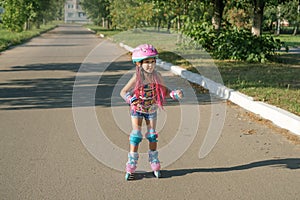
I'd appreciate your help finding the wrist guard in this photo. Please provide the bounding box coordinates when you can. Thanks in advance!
[170,89,183,100]
[124,92,137,104]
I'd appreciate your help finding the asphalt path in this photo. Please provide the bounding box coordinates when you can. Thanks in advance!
[0,24,299,200]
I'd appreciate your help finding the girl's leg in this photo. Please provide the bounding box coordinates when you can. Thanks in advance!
[145,118,157,151]
[130,117,143,152]
[146,117,161,177]
[146,118,160,175]
[125,116,143,179]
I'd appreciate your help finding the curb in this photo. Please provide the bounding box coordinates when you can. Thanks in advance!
[87,28,105,38]
[119,43,300,136]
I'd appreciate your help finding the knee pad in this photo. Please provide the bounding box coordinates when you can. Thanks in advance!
[129,130,142,146]
[146,129,158,143]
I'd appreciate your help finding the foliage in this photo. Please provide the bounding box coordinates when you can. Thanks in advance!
[38,0,65,23]
[264,0,300,34]
[80,0,110,26]
[1,0,27,32]
[109,0,154,29]
[263,4,278,31]
[182,21,216,51]
[280,0,300,34]
[183,24,286,63]
[0,0,65,32]
[223,6,252,29]
[212,28,285,62]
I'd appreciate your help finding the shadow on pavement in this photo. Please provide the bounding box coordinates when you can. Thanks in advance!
[161,158,300,179]
[129,158,300,181]
[0,60,219,110]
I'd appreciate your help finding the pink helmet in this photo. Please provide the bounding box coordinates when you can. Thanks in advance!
[132,44,158,63]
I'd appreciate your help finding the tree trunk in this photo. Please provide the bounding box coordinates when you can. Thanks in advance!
[107,19,111,29]
[275,5,281,35]
[294,5,300,35]
[293,24,299,35]
[36,22,40,29]
[167,20,171,33]
[24,20,31,31]
[157,19,161,32]
[251,0,265,36]
[276,17,281,35]
[212,0,225,32]
[177,15,181,31]
[177,15,182,43]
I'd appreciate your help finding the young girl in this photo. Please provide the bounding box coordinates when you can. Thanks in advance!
[120,44,183,180]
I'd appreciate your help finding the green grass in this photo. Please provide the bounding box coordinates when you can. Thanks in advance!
[0,21,61,51]
[111,28,180,51]
[275,34,300,47]
[217,62,300,115]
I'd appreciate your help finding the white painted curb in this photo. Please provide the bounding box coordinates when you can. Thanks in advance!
[86,28,104,38]
[119,43,300,136]
[87,28,95,34]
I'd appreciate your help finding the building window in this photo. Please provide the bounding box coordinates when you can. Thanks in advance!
[78,12,86,18]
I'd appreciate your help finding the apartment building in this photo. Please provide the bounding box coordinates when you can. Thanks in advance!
[64,0,89,23]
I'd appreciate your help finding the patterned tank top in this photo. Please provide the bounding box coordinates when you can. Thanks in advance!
[131,83,157,114]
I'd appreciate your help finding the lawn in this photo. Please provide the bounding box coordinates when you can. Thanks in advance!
[217,61,300,115]
[0,21,61,51]
[275,34,300,48]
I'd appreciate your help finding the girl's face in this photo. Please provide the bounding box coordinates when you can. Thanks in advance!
[140,58,156,74]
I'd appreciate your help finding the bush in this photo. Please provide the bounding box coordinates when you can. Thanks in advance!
[183,24,286,63]
[212,28,284,62]
[182,22,216,51]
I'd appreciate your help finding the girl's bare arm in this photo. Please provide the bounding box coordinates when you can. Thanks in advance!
[157,72,183,99]
[120,73,136,100]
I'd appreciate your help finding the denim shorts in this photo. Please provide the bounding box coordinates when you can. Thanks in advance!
[130,110,157,120]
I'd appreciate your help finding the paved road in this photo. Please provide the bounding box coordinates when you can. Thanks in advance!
[0,24,299,200]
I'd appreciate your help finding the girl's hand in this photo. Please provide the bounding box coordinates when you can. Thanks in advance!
[170,89,184,100]
[175,89,183,99]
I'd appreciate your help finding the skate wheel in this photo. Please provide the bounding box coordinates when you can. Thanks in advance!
[153,171,161,178]
[125,172,134,181]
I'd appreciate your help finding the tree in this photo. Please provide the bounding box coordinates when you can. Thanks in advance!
[152,0,176,32]
[263,4,277,32]
[80,0,110,27]
[211,0,225,31]
[1,0,28,32]
[0,0,65,32]
[263,0,296,35]
[251,0,266,36]
[36,0,65,25]
[281,0,300,35]
[109,0,153,29]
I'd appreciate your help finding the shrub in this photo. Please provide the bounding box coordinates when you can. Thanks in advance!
[212,28,284,63]
[183,24,286,63]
